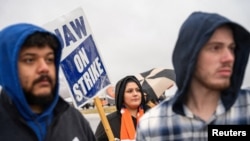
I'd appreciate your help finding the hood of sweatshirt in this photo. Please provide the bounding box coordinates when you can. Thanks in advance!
[115,75,146,113]
[0,23,62,140]
[172,12,250,114]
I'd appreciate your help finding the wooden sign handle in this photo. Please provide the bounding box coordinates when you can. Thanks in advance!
[94,97,115,141]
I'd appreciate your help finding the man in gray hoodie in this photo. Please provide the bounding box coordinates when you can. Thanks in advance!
[136,11,250,140]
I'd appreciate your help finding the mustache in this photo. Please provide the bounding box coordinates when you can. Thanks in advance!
[220,63,233,70]
[33,74,53,85]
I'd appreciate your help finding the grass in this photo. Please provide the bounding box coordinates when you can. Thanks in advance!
[80,106,116,114]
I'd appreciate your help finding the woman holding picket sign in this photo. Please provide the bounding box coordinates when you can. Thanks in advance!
[95,75,146,141]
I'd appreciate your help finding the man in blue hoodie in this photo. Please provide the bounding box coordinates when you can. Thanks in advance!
[0,23,96,141]
[136,11,250,140]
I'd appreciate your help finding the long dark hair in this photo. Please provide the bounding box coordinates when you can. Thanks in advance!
[115,75,146,113]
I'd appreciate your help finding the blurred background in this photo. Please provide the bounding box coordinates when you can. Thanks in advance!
[1,0,250,104]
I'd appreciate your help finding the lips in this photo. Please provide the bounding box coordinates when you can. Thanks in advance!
[37,80,51,87]
[131,98,140,101]
[217,69,232,77]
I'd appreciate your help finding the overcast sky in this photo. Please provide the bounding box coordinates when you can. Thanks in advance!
[1,0,249,93]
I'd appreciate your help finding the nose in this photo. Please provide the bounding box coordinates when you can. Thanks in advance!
[221,48,234,63]
[38,59,49,73]
[132,89,141,96]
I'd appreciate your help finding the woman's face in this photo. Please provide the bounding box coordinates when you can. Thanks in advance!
[123,81,142,110]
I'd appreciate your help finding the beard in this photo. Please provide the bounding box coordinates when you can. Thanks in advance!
[23,89,55,108]
[23,74,55,108]
[195,73,231,91]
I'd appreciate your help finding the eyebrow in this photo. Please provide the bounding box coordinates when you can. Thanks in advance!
[19,52,54,58]
[205,41,236,46]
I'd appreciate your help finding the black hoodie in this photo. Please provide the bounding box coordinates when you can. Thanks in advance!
[172,12,250,115]
[95,75,146,140]
[136,11,250,141]
[115,75,146,112]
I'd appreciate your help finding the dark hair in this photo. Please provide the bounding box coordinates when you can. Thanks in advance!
[115,75,146,113]
[22,31,59,51]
